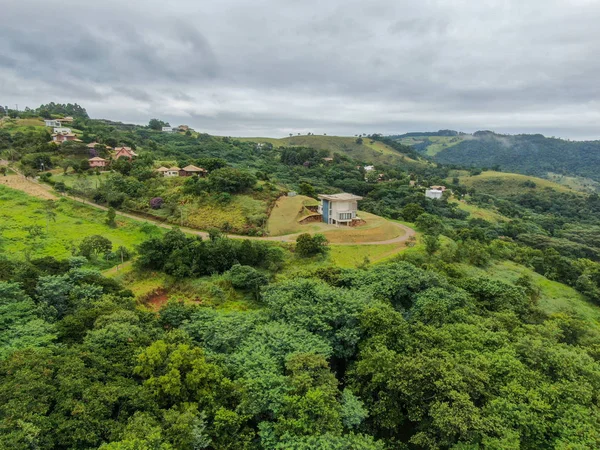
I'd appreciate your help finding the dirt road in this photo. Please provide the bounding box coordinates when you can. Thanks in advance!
[1,173,416,246]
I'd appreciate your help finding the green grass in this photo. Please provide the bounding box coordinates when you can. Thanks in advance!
[236,135,421,165]
[0,185,162,263]
[546,172,600,193]
[457,171,574,196]
[267,194,319,235]
[51,172,111,188]
[462,260,600,324]
[451,199,507,223]
[399,135,465,156]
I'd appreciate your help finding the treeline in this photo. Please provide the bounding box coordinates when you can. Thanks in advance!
[433,132,600,181]
[135,229,284,277]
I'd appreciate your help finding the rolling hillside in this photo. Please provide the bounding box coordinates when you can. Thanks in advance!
[238,134,422,165]
[454,170,575,196]
[395,130,600,185]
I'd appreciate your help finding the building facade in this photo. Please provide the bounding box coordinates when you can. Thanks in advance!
[89,157,108,168]
[425,189,443,200]
[318,193,363,225]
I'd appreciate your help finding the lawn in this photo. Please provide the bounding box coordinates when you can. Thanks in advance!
[0,184,162,263]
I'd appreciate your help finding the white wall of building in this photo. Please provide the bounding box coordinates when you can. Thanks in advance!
[425,189,443,200]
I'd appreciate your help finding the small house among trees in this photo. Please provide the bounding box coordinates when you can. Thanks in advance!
[88,157,108,168]
[114,146,137,160]
[179,165,208,177]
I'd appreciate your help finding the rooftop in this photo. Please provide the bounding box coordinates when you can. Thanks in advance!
[89,157,107,161]
[318,193,363,201]
[182,164,207,172]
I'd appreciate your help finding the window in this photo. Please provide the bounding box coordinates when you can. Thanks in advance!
[339,212,352,220]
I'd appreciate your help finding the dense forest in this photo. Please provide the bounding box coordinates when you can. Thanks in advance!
[412,131,600,182]
[2,105,600,448]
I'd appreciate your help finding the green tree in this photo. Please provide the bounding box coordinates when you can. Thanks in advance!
[423,233,441,256]
[106,207,117,227]
[402,203,425,222]
[228,264,268,300]
[43,200,56,233]
[79,235,113,259]
[149,118,169,130]
[295,233,328,257]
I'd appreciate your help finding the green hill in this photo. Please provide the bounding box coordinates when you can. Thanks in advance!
[396,130,600,185]
[237,134,422,165]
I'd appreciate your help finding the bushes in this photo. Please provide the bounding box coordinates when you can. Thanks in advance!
[208,168,256,194]
[295,233,328,257]
[136,229,282,278]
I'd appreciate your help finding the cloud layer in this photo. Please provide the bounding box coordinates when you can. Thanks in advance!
[2,0,600,139]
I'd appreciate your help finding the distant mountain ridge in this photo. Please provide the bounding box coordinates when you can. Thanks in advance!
[392,130,600,182]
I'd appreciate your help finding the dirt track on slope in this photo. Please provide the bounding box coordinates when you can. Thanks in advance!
[1,173,416,246]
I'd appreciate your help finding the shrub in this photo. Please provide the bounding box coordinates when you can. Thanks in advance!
[295,233,328,257]
[150,197,163,210]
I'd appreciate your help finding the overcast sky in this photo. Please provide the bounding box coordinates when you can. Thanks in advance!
[2,0,600,139]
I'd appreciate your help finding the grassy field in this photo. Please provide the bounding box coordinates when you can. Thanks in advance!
[452,199,507,223]
[399,135,465,156]
[1,174,57,199]
[546,172,600,193]
[51,171,111,188]
[237,134,421,165]
[456,170,574,196]
[0,184,162,262]
[0,117,46,134]
[267,194,319,235]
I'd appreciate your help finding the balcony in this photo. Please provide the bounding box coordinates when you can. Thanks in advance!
[337,211,356,222]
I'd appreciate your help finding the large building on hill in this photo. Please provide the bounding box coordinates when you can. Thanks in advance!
[318,193,362,225]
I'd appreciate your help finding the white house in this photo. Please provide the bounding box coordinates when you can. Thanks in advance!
[53,127,72,134]
[425,189,444,200]
[364,165,375,172]
[318,193,363,225]
[162,127,176,132]
[44,119,61,127]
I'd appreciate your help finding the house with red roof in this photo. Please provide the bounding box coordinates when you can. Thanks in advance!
[114,146,138,160]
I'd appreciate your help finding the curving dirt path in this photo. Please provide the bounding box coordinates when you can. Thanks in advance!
[2,172,416,246]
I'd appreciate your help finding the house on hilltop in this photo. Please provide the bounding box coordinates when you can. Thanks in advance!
[114,146,138,160]
[318,193,363,226]
[44,119,61,127]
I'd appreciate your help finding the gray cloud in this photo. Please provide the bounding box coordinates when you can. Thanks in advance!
[1,0,600,139]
